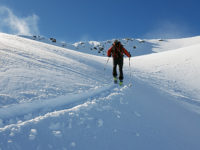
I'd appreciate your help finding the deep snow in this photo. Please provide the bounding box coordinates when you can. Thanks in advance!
[0,33,200,150]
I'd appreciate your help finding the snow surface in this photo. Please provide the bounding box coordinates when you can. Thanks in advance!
[1,32,200,150]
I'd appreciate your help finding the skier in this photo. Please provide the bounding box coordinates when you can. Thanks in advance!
[107,40,131,85]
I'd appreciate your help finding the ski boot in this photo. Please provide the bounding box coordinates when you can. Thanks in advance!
[119,80,123,86]
[114,77,118,84]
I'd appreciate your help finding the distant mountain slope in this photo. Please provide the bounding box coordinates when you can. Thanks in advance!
[20,35,200,57]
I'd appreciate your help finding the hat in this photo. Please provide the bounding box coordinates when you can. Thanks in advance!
[114,40,120,46]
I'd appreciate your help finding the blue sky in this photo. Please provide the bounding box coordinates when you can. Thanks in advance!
[0,0,200,42]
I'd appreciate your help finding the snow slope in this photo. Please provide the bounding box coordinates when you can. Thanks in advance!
[149,36,200,52]
[1,33,200,150]
[131,44,200,102]
[0,33,109,106]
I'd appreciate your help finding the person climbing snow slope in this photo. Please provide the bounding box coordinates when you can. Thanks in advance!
[107,40,131,85]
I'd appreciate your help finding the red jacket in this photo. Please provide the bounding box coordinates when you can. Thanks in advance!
[107,45,131,58]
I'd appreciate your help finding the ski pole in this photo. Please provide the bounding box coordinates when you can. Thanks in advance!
[129,57,131,77]
[104,57,110,71]
[128,57,133,86]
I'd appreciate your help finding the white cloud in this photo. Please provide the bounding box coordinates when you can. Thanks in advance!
[80,34,93,42]
[0,6,39,35]
[144,21,191,39]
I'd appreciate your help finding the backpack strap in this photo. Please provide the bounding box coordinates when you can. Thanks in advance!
[112,45,123,58]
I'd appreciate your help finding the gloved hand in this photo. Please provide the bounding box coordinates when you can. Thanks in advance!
[128,52,131,57]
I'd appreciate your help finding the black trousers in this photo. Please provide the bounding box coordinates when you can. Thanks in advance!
[113,58,124,81]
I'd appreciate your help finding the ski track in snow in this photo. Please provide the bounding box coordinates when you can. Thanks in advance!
[0,34,110,106]
[0,82,129,131]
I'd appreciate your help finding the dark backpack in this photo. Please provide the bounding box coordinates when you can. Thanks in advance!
[112,44,124,58]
